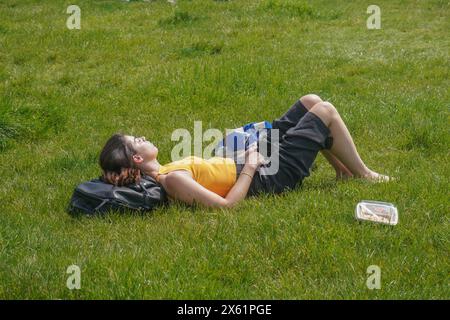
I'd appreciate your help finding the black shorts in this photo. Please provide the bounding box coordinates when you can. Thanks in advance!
[235,99,333,196]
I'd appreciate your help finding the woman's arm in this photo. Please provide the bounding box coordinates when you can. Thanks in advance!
[164,163,256,208]
[163,146,264,208]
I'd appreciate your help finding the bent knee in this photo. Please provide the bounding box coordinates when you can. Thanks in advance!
[322,101,337,112]
[315,101,338,117]
[300,94,323,109]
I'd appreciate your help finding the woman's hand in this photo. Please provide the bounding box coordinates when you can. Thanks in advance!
[244,144,266,170]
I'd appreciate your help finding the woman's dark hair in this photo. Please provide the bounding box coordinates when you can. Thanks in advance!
[99,133,142,186]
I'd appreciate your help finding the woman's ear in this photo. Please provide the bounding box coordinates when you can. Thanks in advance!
[132,154,144,164]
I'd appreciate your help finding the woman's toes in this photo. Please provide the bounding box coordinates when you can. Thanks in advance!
[376,174,391,182]
[363,171,393,182]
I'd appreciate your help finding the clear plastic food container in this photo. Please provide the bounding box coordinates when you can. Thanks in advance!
[355,200,399,225]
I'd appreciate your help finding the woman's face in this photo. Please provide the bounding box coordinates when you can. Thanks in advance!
[125,135,158,163]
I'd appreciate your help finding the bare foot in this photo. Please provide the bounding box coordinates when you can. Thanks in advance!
[362,170,393,182]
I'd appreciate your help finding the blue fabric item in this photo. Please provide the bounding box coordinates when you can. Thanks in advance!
[243,122,256,131]
[215,121,272,155]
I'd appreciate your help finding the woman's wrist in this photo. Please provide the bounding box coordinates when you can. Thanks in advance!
[243,163,258,173]
[240,171,254,180]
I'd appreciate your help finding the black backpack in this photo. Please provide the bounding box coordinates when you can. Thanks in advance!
[68,175,167,216]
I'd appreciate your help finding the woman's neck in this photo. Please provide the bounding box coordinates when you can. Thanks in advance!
[140,159,161,180]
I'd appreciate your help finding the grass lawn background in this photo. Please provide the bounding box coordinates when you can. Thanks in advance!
[0,0,448,299]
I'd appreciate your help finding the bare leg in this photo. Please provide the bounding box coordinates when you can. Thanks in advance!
[308,100,390,181]
[321,150,353,179]
[300,95,353,179]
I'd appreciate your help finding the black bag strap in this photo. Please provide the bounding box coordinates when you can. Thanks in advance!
[94,198,110,211]
[139,181,151,197]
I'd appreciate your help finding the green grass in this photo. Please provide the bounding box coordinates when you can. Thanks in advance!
[0,0,449,299]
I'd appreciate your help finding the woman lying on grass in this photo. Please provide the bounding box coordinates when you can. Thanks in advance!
[99,94,391,208]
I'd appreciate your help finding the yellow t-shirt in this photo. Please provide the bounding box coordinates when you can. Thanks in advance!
[157,156,237,197]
